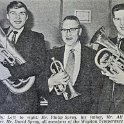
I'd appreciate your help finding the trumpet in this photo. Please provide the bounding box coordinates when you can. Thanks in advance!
[50,57,80,100]
[91,26,124,75]
[0,26,35,94]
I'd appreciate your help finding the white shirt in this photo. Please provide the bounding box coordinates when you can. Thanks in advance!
[64,41,81,86]
[7,27,24,44]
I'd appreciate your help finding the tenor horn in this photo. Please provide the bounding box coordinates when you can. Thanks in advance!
[50,57,80,100]
[0,26,35,94]
[91,26,124,74]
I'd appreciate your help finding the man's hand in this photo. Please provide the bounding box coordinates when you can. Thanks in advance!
[48,70,70,87]
[0,63,11,80]
[102,62,124,85]
[99,53,110,68]
[108,66,124,85]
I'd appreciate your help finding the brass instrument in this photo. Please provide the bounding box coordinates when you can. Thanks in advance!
[0,26,35,94]
[50,57,80,100]
[91,26,124,74]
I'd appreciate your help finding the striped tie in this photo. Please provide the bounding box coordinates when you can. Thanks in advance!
[12,31,18,45]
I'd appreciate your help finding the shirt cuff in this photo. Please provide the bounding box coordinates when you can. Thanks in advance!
[48,78,54,92]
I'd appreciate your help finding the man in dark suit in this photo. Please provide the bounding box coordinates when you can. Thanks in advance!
[44,15,103,114]
[98,3,124,113]
[0,1,48,113]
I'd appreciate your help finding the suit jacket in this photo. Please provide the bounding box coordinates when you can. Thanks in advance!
[98,37,124,114]
[0,27,48,114]
[44,44,103,114]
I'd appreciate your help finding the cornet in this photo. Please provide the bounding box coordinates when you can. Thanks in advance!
[91,26,124,75]
[50,57,80,100]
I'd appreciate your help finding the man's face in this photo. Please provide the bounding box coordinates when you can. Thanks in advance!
[61,20,82,47]
[113,10,124,36]
[7,7,28,30]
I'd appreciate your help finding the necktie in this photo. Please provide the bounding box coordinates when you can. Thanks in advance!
[65,49,75,84]
[64,49,75,98]
[119,38,124,51]
[117,38,122,48]
[12,31,18,45]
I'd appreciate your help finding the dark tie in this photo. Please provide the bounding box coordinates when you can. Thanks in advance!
[65,49,75,85]
[116,38,124,50]
[117,38,122,48]
[120,38,124,51]
[12,31,18,45]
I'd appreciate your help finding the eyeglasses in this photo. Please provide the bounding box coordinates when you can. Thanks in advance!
[61,27,79,33]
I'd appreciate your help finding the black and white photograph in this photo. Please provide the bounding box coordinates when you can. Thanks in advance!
[0,0,124,123]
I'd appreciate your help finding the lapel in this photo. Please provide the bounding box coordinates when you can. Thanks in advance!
[16,28,29,45]
[76,44,87,81]
[14,28,33,59]
[3,27,10,35]
[111,37,117,45]
[80,44,87,68]
[15,28,32,49]
[54,46,65,64]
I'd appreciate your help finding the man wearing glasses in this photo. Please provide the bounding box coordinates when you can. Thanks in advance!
[45,15,103,113]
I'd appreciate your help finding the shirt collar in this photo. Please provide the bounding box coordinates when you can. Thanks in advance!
[65,41,81,53]
[118,34,124,40]
[8,27,24,36]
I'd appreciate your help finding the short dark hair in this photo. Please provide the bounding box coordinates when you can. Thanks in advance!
[112,3,124,18]
[61,15,81,28]
[7,1,28,14]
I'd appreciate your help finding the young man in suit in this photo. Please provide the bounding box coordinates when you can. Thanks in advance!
[98,3,124,113]
[0,1,48,113]
[44,15,103,114]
